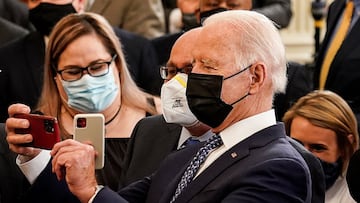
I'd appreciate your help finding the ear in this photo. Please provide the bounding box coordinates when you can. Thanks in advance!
[248,63,266,95]
[348,134,355,145]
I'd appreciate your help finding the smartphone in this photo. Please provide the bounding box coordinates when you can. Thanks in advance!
[14,113,61,150]
[73,113,105,169]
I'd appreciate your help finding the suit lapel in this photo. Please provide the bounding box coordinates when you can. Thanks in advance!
[157,144,203,203]
[173,124,285,203]
[89,0,111,14]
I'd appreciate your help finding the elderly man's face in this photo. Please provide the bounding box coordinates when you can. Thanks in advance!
[191,25,250,103]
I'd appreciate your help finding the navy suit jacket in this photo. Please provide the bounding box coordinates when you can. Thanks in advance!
[314,0,360,113]
[99,123,312,203]
[0,29,161,122]
[20,123,312,203]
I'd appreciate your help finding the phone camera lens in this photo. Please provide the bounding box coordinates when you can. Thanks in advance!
[44,120,55,133]
[77,118,87,128]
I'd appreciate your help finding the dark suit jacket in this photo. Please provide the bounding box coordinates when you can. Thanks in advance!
[123,116,323,202]
[0,29,162,122]
[103,123,312,203]
[0,17,28,47]
[273,61,312,121]
[120,115,182,188]
[151,32,183,67]
[314,0,360,114]
[287,137,325,203]
[21,123,312,203]
[0,123,29,203]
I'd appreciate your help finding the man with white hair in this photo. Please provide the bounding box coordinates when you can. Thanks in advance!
[6,10,312,203]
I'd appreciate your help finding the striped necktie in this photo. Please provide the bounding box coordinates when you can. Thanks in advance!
[170,134,223,203]
[319,1,354,89]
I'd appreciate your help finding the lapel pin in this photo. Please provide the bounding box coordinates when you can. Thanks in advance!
[231,152,237,158]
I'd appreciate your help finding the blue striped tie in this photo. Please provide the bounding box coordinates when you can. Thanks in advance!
[171,134,223,202]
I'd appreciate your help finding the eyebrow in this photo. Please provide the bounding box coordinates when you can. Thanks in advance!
[166,61,193,68]
[60,58,110,69]
[200,58,218,67]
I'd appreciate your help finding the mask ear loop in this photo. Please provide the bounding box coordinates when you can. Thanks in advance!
[224,64,252,80]
[227,65,253,106]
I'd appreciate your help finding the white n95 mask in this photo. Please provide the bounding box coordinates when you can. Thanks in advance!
[161,73,199,127]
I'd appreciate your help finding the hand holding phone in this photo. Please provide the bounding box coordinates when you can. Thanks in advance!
[73,113,105,169]
[14,113,61,150]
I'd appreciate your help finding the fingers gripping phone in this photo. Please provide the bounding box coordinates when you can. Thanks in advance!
[14,113,61,150]
[73,113,105,169]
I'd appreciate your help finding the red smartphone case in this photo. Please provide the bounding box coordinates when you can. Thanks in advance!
[14,113,61,150]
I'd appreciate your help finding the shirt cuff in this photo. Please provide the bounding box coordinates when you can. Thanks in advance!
[16,150,51,184]
[88,185,104,203]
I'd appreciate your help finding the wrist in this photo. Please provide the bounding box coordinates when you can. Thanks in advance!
[86,185,104,203]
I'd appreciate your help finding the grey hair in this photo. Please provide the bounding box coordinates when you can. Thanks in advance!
[203,10,287,94]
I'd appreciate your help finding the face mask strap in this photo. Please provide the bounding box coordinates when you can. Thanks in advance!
[230,92,250,106]
[224,64,252,80]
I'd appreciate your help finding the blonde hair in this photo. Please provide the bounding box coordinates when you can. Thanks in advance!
[283,90,359,174]
[36,12,157,135]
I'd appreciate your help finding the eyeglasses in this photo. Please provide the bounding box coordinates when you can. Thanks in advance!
[57,54,117,82]
[159,66,193,80]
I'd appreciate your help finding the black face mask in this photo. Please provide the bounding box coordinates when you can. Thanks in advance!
[318,158,342,190]
[29,2,77,36]
[186,66,250,128]
[200,8,228,24]
[182,13,200,31]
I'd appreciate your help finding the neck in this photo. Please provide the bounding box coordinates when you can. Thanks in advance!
[185,122,211,137]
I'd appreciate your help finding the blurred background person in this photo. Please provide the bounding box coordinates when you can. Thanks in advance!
[0,0,162,123]
[313,0,360,133]
[283,90,359,203]
[86,0,166,39]
[5,12,161,197]
[120,27,214,188]
[252,0,292,29]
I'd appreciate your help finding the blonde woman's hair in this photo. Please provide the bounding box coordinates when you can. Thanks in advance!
[37,12,157,136]
[283,90,359,174]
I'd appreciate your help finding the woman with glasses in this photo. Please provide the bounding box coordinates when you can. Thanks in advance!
[5,12,161,192]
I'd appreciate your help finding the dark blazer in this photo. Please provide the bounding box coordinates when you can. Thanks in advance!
[151,32,183,67]
[0,29,162,122]
[0,17,28,47]
[120,115,182,188]
[273,61,312,121]
[21,124,312,203]
[287,137,325,203]
[314,0,360,114]
[105,123,312,203]
[0,123,29,203]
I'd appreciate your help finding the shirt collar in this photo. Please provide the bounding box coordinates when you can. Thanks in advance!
[177,127,214,149]
[219,109,277,150]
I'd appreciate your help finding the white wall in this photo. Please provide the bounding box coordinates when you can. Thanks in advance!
[280,0,334,63]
